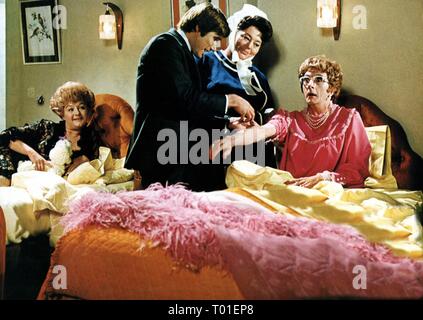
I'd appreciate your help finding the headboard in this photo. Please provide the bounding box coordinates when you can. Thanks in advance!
[93,94,134,159]
[337,95,423,191]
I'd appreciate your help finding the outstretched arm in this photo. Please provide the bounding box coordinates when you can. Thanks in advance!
[210,123,276,160]
[9,140,50,171]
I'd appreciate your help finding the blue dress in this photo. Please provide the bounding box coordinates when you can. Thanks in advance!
[197,50,278,180]
[198,50,275,126]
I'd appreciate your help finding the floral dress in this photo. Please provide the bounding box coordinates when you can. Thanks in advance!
[0,119,100,179]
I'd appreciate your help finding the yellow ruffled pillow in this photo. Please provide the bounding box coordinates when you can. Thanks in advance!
[364,125,397,189]
[66,160,103,185]
[95,168,134,185]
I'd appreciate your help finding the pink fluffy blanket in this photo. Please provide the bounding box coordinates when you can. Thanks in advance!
[61,184,423,299]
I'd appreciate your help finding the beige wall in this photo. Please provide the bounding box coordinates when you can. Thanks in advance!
[255,0,423,156]
[5,0,423,156]
[6,0,170,126]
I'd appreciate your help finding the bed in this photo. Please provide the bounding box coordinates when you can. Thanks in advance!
[0,93,136,298]
[1,94,423,300]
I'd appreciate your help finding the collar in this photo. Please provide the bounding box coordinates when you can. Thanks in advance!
[176,28,191,52]
[232,50,253,68]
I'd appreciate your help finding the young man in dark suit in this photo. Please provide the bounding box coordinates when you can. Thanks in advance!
[125,3,255,191]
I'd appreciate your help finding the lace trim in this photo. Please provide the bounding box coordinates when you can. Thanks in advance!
[318,170,347,185]
[291,107,355,144]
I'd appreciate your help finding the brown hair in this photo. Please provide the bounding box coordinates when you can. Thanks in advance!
[49,81,95,119]
[237,16,273,43]
[298,55,343,100]
[178,2,230,37]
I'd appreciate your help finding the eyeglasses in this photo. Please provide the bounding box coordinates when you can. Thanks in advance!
[239,33,262,49]
[299,75,329,86]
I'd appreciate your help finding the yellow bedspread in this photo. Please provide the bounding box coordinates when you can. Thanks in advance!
[226,161,423,258]
[0,147,134,245]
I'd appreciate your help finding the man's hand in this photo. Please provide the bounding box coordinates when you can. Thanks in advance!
[228,118,259,130]
[227,94,255,122]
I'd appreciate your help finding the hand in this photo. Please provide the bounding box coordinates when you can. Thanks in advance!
[209,136,235,160]
[27,150,50,171]
[228,118,259,130]
[285,174,323,189]
[227,94,255,122]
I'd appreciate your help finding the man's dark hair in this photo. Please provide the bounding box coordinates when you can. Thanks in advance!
[237,16,273,43]
[178,3,230,37]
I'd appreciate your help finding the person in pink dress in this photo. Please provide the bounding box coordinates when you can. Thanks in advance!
[211,55,372,188]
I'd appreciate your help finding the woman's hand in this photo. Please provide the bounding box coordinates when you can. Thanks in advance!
[210,135,235,160]
[9,139,51,171]
[27,150,51,171]
[210,124,275,161]
[285,174,324,188]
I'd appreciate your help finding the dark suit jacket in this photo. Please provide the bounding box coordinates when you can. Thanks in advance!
[125,29,227,191]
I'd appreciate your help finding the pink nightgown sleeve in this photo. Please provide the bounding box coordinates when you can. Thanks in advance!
[321,110,371,188]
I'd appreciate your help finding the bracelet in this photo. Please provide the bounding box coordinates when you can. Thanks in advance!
[318,171,332,181]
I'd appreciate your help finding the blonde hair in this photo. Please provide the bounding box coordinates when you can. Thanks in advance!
[49,81,95,119]
[298,55,343,100]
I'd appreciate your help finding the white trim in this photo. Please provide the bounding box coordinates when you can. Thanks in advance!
[214,50,267,110]
[213,50,237,72]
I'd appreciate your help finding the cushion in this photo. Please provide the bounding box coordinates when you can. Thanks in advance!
[95,168,134,185]
[67,160,102,185]
[364,125,397,189]
[66,147,133,185]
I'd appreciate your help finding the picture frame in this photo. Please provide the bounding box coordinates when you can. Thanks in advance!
[20,0,61,65]
[171,0,228,27]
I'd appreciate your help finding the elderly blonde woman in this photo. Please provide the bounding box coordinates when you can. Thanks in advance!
[0,81,101,186]
[211,55,372,188]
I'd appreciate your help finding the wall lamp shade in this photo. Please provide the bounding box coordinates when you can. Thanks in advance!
[317,0,341,40]
[99,2,123,49]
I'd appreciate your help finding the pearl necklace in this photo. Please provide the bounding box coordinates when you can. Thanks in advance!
[303,106,332,129]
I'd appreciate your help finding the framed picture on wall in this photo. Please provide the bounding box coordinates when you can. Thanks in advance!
[20,0,61,64]
[171,0,228,27]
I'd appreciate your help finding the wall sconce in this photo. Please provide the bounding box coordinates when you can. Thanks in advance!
[99,2,124,49]
[317,0,341,40]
